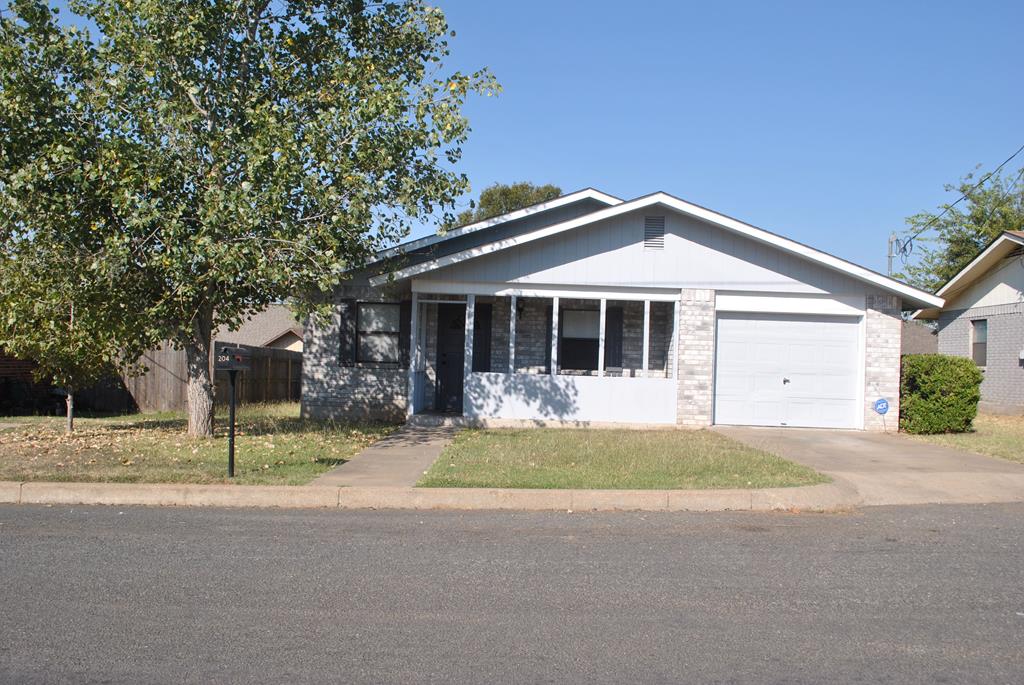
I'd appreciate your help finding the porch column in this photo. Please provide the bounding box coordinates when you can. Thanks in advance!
[550,296,559,376]
[672,298,680,380]
[508,295,517,374]
[463,294,475,415]
[406,292,419,418]
[597,298,607,377]
[642,300,651,377]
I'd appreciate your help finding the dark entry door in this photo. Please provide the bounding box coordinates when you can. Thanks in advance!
[435,303,466,412]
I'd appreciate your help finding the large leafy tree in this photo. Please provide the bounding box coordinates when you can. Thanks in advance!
[898,166,1024,292]
[1,0,498,436]
[451,181,561,227]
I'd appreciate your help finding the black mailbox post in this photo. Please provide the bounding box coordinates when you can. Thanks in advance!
[214,346,251,477]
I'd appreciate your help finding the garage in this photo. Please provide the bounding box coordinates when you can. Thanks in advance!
[713,313,862,429]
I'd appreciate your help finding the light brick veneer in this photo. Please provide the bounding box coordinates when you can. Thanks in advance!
[676,289,716,427]
[863,293,902,432]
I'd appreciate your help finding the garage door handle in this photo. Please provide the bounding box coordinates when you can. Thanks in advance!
[782,377,790,384]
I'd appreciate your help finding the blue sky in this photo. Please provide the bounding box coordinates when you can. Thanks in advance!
[433,0,1023,274]
[44,0,1022,275]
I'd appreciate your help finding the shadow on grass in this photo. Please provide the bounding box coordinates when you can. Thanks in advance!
[95,416,397,439]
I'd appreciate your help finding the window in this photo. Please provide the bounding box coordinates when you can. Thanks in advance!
[560,310,601,371]
[971,319,988,367]
[357,303,401,363]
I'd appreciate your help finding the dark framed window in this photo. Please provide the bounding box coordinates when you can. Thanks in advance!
[356,302,401,363]
[559,309,601,371]
[971,319,988,367]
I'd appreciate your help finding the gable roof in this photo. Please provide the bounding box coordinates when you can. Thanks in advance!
[370,190,944,309]
[913,230,1024,319]
[372,188,622,263]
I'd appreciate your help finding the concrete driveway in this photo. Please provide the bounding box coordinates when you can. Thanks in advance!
[716,426,1024,506]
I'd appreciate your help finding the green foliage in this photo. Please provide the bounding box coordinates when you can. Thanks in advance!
[1,0,498,433]
[897,166,1024,292]
[450,181,562,228]
[900,354,983,434]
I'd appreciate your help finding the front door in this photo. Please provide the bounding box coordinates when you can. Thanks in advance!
[435,303,466,412]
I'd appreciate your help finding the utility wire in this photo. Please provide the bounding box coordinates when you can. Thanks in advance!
[896,142,1024,262]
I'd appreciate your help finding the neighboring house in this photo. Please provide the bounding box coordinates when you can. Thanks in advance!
[302,189,942,430]
[914,231,1024,414]
[901,320,938,355]
[217,304,305,352]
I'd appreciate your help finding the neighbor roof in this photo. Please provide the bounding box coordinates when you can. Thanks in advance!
[370,190,944,310]
[913,230,1024,319]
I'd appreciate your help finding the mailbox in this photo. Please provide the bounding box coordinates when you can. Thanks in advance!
[215,346,251,372]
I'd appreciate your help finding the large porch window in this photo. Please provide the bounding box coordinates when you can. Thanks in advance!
[406,289,680,420]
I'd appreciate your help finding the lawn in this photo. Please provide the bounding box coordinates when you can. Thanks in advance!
[0,403,395,485]
[418,428,828,490]
[906,414,1024,464]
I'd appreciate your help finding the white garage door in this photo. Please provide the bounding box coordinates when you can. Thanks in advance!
[714,313,861,429]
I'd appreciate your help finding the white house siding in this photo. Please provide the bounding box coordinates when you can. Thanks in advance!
[417,209,867,295]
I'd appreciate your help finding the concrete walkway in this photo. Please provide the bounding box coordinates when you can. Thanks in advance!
[716,426,1024,506]
[311,425,458,487]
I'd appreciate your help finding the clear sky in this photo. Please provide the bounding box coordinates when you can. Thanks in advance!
[431,0,1023,274]
[44,0,1023,275]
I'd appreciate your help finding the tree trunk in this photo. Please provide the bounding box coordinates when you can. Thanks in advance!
[185,307,215,438]
[65,390,74,434]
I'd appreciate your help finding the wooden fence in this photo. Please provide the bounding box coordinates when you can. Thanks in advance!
[120,342,302,413]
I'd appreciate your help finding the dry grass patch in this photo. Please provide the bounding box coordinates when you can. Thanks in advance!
[419,428,828,490]
[0,403,396,485]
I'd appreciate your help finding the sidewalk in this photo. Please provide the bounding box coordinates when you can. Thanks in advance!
[311,425,457,487]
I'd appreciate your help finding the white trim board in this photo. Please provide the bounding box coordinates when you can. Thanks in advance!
[411,279,682,302]
[372,191,944,310]
[372,188,622,262]
[716,293,865,317]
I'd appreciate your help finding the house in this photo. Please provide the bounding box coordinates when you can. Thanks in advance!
[302,189,942,430]
[217,304,305,352]
[913,231,1024,414]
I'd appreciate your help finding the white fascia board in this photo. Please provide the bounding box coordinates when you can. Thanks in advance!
[716,292,865,317]
[374,192,945,309]
[372,188,622,262]
[412,278,681,302]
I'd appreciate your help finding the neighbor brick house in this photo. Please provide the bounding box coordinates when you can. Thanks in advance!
[914,231,1024,414]
[302,189,942,430]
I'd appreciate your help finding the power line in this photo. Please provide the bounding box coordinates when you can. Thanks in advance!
[895,142,1024,264]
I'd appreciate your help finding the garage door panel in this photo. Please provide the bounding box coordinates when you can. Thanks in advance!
[714,313,861,429]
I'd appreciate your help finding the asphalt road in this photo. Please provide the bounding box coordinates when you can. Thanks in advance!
[2,504,1023,684]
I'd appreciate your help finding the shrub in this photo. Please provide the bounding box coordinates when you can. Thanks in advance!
[900,354,983,434]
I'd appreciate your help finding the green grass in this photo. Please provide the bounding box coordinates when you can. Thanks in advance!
[906,414,1024,464]
[418,428,828,490]
[0,403,396,485]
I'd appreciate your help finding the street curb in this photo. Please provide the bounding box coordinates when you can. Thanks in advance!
[0,480,857,512]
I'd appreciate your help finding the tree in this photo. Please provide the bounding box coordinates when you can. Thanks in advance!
[1,0,498,436]
[897,166,1024,292]
[450,181,562,227]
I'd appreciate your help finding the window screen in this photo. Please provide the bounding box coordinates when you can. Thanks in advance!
[971,319,987,367]
[357,303,401,363]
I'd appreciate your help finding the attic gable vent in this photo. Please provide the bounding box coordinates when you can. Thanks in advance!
[644,216,665,249]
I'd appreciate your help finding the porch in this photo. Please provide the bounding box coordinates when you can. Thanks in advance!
[406,286,681,425]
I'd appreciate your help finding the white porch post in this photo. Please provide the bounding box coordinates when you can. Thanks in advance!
[672,297,680,380]
[597,298,607,377]
[550,296,559,376]
[463,294,475,415]
[406,292,419,418]
[508,295,517,374]
[642,300,651,378]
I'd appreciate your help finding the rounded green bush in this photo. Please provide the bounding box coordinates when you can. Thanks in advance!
[899,354,983,434]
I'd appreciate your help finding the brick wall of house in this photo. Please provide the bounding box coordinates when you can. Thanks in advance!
[938,302,1024,414]
[863,293,902,431]
[676,289,716,426]
[301,284,409,422]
